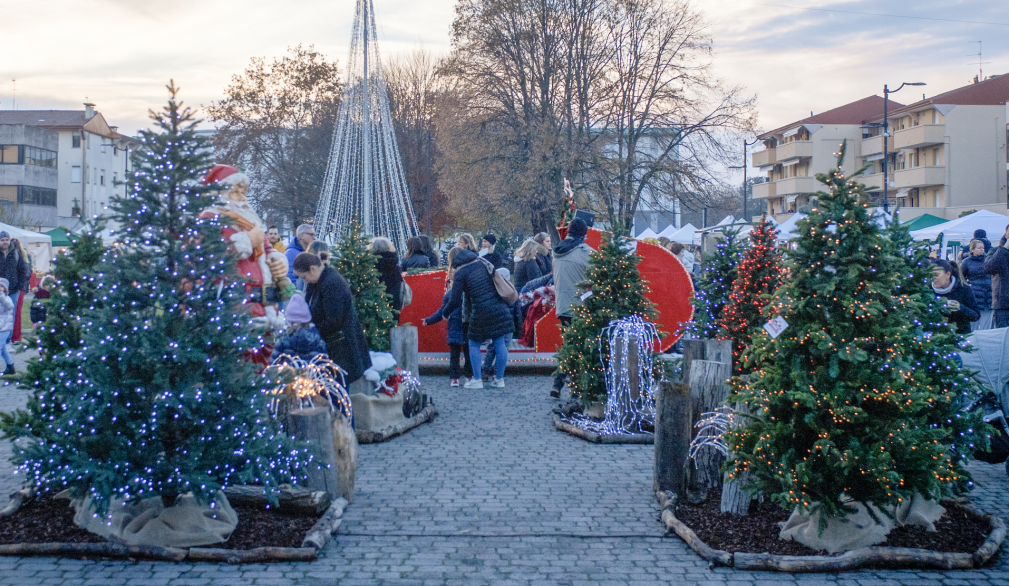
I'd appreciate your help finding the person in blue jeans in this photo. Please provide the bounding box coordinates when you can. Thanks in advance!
[0,278,15,375]
[424,247,512,389]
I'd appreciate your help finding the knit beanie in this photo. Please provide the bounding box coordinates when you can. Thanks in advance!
[285,294,312,324]
[483,233,497,246]
[567,218,588,239]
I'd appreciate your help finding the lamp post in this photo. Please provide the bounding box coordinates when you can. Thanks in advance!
[742,137,759,222]
[882,82,925,213]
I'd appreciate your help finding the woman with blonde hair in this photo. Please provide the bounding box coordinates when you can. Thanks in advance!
[533,232,552,274]
[422,247,473,385]
[512,239,546,291]
[368,236,404,311]
[457,233,478,252]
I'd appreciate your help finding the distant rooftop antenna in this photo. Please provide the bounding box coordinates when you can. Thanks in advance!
[968,41,992,81]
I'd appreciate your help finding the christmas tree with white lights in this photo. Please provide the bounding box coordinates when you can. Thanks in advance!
[724,141,986,523]
[10,83,312,512]
[690,227,742,339]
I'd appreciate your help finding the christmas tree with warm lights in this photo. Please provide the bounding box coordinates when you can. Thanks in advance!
[332,221,394,352]
[690,227,742,339]
[8,83,312,512]
[718,218,782,373]
[724,141,985,524]
[555,231,655,405]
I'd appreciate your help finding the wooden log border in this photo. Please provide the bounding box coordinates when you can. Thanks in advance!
[655,490,1007,572]
[0,490,350,564]
[356,402,438,444]
[552,413,654,444]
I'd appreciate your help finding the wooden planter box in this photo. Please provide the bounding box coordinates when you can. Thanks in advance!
[0,486,347,564]
[655,490,1007,571]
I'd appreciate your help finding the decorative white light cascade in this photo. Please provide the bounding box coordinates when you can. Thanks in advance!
[315,0,419,251]
[569,315,660,435]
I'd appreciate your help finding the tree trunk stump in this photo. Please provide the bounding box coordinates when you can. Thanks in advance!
[390,325,419,376]
[654,380,692,496]
[686,359,732,501]
[331,415,358,504]
[285,408,339,498]
[720,402,753,515]
[681,339,732,384]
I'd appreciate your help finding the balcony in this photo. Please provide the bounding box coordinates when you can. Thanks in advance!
[752,148,776,167]
[893,124,945,150]
[860,135,893,156]
[775,176,820,196]
[859,172,885,191]
[776,140,814,161]
[752,181,776,200]
[893,166,945,189]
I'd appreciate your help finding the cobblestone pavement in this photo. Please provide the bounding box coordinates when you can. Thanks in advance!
[0,366,1005,585]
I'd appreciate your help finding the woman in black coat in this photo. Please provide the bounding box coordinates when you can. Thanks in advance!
[931,259,980,335]
[293,253,371,384]
[512,239,544,291]
[437,248,513,389]
[369,237,404,312]
[401,236,431,270]
[420,235,440,268]
[962,239,992,311]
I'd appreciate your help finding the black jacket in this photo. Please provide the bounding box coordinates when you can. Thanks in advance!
[425,250,440,268]
[513,258,543,292]
[401,254,431,270]
[0,247,25,293]
[933,277,980,335]
[482,250,504,270]
[374,250,404,312]
[535,252,552,275]
[984,245,1009,311]
[305,267,371,384]
[441,249,513,342]
[962,254,992,310]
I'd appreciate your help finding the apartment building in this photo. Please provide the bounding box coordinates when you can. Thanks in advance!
[858,74,1009,220]
[0,124,59,227]
[751,95,902,221]
[0,104,140,230]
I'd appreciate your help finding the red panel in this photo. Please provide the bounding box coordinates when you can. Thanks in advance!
[401,270,450,353]
[535,309,563,353]
[635,239,694,352]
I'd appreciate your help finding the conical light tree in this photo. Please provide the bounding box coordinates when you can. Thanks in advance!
[725,141,986,522]
[9,83,312,512]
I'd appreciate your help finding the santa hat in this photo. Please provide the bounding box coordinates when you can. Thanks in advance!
[202,164,248,187]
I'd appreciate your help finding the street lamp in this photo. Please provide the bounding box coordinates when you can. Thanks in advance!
[882,82,925,213]
[730,138,760,224]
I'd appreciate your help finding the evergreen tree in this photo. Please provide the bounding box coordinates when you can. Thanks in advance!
[718,218,782,373]
[10,83,311,511]
[1,230,105,439]
[725,141,985,523]
[690,227,742,339]
[555,231,654,405]
[332,221,396,352]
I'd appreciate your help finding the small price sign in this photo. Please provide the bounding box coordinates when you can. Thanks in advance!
[580,290,593,301]
[763,315,789,339]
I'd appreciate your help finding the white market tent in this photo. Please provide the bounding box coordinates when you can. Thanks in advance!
[0,223,52,273]
[635,228,660,240]
[774,208,893,241]
[909,209,1009,243]
[668,223,698,244]
[657,224,680,239]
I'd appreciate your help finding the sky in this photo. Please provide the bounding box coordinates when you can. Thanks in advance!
[3,0,1008,156]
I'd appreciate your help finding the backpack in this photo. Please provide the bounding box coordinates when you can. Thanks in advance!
[400,280,413,307]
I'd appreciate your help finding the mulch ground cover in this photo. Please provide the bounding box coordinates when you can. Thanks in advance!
[0,498,321,550]
[674,487,990,557]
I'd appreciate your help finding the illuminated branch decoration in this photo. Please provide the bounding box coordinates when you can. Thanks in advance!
[268,355,352,419]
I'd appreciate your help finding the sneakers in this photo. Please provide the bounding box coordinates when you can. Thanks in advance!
[463,378,484,389]
[450,379,460,387]
[490,378,505,389]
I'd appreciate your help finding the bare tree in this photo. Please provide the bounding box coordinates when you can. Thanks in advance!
[207,45,341,229]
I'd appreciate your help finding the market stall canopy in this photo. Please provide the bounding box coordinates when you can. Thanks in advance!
[635,228,659,240]
[657,224,680,239]
[0,222,52,272]
[776,208,891,241]
[45,227,73,248]
[668,223,698,244]
[901,213,947,232]
[909,209,1009,242]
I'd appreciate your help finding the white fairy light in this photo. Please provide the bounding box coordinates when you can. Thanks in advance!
[267,354,352,419]
[688,406,736,460]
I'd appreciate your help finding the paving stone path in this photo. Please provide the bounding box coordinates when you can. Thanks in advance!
[0,364,1005,585]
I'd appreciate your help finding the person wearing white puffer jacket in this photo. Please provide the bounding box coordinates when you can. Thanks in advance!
[0,278,14,375]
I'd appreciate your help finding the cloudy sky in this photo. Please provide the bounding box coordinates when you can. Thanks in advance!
[3,0,1007,144]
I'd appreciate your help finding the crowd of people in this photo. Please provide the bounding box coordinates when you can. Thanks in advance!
[935,226,1009,332]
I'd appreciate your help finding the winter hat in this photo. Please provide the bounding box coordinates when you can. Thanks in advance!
[0,278,8,291]
[482,233,497,246]
[974,229,988,239]
[0,231,9,239]
[567,218,588,239]
[285,294,312,324]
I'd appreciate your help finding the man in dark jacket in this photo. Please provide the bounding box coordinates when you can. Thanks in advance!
[974,229,992,253]
[551,218,593,397]
[984,225,1009,329]
[286,224,315,282]
[294,253,371,384]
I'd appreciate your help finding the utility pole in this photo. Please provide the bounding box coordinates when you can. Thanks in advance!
[882,81,926,213]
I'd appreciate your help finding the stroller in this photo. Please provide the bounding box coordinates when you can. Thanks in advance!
[960,327,1009,476]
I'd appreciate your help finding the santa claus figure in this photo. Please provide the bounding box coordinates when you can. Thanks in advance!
[200,165,293,332]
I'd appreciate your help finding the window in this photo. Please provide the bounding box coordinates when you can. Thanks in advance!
[100,170,105,185]
[18,186,56,207]
[86,134,90,149]
[0,186,15,202]
[72,166,82,183]
[0,145,19,164]
[85,166,90,184]
[113,171,117,185]
[24,146,56,168]
[72,134,81,148]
